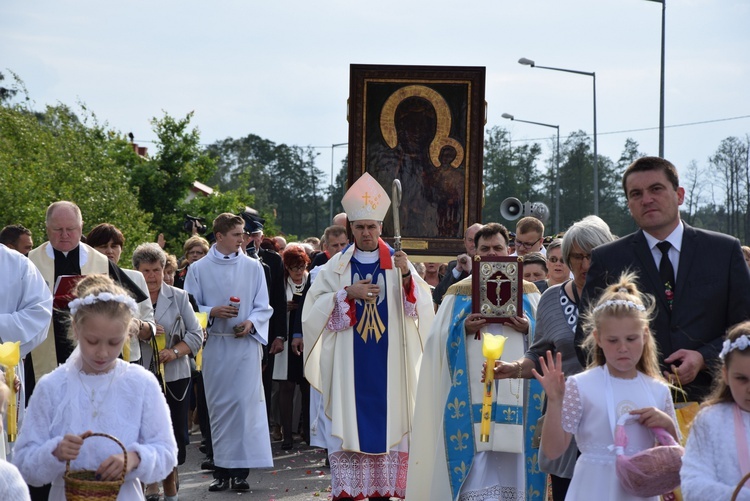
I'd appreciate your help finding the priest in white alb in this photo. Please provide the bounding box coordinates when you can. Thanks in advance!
[406,222,547,501]
[183,213,273,493]
[302,173,434,501]
[0,244,52,460]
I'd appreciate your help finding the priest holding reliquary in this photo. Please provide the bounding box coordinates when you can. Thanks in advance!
[407,222,546,501]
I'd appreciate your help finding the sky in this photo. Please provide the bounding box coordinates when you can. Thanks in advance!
[3,0,749,201]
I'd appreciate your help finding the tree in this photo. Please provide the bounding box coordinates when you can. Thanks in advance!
[482,126,543,225]
[206,135,328,238]
[710,136,749,240]
[129,112,217,250]
[0,101,152,258]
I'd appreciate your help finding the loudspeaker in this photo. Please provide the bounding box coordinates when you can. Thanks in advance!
[500,197,523,221]
[528,202,550,224]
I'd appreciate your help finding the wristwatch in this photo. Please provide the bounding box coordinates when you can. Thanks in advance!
[172,348,180,357]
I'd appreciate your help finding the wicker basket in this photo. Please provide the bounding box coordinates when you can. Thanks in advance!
[63,433,127,501]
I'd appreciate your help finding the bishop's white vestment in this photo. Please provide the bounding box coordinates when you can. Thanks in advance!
[302,240,434,499]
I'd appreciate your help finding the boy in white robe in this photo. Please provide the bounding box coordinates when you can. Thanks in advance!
[184,213,273,492]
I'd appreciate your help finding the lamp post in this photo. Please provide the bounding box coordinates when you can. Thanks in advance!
[518,57,598,215]
[329,142,347,222]
[645,0,666,157]
[501,113,561,233]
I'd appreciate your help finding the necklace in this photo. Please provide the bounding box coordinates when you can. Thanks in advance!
[288,277,305,295]
[77,368,117,418]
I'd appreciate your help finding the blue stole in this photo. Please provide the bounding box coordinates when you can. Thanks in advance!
[443,291,546,500]
[351,250,393,454]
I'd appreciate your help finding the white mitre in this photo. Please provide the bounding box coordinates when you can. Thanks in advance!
[341,172,391,222]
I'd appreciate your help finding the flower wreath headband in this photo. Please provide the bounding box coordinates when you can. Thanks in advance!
[68,292,138,317]
[592,299,646,314]
[719,334,750,360]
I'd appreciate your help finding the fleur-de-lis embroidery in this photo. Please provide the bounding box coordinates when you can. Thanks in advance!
[450,428,469,451]
[502,407,517,423]
[527,485,541,499]
[451,368,464,387]
[527,452,540,474]
[533,391,545,412]
[447,397,466,419]
[450,336,460,350]
[453,461,469,483]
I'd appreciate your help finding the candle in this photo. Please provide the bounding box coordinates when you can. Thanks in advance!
[195,312,208,371]
[0,342,21,442]
[480,333,506,442]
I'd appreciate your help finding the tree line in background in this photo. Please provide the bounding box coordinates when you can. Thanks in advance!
[2,72,750,259]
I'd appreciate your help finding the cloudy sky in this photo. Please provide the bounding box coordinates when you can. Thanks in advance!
[3,0,748,193]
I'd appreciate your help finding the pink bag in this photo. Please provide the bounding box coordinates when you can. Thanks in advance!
[613,413,684,498]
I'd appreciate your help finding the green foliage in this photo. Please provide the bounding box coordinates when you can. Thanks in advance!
[128,112,219,252]
[206,134,327,238]
[482,126,544,226]
[0,101,152,259]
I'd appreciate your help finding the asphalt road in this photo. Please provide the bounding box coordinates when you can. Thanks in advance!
[171,432,333,501]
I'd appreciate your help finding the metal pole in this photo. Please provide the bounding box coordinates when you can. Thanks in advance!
[329,142,347,222]
[555,126,560,234]
[329,144,335,222]
[659,0,666,157]
[518,59,599,215]
[501,113,561,232]
[592,73,598,215]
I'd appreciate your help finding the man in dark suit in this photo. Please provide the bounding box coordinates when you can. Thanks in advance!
[578,156,750,400]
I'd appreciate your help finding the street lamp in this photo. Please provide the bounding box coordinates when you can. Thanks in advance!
[501,113,561,233]
[519,57,598,215]
[329,142,347,222]
[645,0,666,157]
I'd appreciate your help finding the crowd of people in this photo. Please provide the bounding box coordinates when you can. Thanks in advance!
[1,155,750,500]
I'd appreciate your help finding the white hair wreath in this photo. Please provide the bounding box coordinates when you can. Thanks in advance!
[68,292,138,317]
[720,334,750,360]
[593,299,646,314]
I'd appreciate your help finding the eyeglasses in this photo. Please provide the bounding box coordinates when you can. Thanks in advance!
[548,257,561,263]
[515,237,542,249]
[288,265,306,272]
[568,252,592,263]
[187,250,205,256]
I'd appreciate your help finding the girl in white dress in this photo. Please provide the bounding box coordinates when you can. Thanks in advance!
[532,273,678,500]
[681,321,750,500]
[13,275,177,501]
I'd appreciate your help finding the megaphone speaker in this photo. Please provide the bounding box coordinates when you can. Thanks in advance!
[500,197,523,221]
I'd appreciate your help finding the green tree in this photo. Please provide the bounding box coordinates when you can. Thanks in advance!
[482,126,543,226]
[129,112,216,250]
[0,101,152,258]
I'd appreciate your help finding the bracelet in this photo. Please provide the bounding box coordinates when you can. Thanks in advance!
[516,361,523,379]
[401,270,411,278]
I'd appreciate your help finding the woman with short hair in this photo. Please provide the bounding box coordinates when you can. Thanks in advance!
[272,244,311,450]
[133,243,204,501]
[174,236,209,289]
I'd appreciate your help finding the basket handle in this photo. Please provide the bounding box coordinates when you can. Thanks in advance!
[64,432,128,482]
[731,471,750,501]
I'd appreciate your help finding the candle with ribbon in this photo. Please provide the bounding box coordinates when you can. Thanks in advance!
[0,341,21,442]
[480,333,506,442]
[154,332,167,392]
[194,312,208,371]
